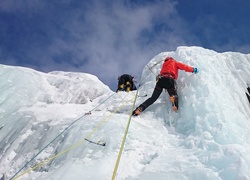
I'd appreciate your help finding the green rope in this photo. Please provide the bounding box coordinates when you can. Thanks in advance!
[112,90,139,180]
[146,58,164,76]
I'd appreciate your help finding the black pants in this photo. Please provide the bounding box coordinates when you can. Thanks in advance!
[139,77,178,111]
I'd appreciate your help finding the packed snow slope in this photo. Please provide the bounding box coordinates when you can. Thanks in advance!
[1,46,250,180]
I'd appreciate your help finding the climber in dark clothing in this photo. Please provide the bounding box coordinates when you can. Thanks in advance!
[116,74,137,92]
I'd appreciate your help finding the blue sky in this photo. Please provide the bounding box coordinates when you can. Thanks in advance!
[0,0,250,90]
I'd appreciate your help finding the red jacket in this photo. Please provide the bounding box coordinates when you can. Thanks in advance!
[160,57,194,79]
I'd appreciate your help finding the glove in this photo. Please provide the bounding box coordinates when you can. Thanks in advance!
[193,68,199,74]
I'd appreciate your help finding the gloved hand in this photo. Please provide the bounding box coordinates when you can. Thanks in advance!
[193,68,199,74]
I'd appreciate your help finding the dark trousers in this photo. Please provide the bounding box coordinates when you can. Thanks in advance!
[140,77,177,111]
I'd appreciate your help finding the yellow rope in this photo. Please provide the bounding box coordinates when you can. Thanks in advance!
[112,91,139,180]
[13,97,134,180]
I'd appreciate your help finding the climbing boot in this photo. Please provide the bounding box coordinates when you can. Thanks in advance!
[132,107,143,116]
[170,95,178,112]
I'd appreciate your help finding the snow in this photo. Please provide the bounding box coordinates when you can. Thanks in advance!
[0,46,250,180]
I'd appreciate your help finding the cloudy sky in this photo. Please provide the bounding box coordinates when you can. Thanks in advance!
[0,0,250,90]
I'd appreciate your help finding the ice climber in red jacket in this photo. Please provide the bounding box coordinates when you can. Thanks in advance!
[132,56,199,116]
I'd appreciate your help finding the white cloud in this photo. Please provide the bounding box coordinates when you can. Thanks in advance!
[58,0,189,89]
[0,0,192,90]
